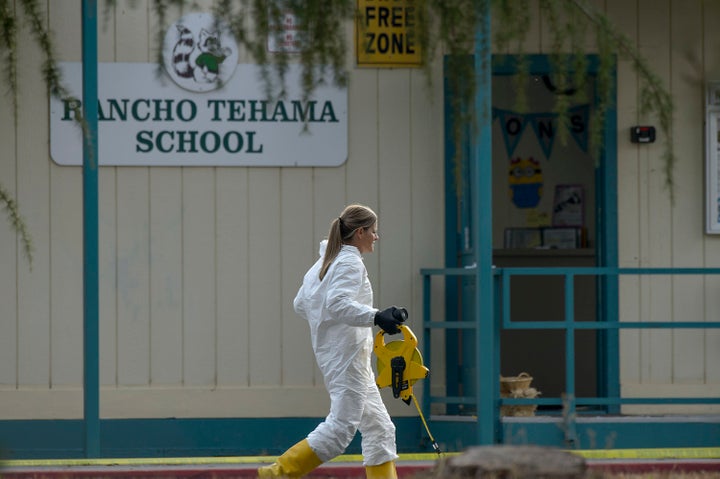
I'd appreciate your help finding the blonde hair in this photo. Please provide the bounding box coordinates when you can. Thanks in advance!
[319,204,377,280]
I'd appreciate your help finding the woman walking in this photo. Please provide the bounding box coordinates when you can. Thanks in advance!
[258,204,405,478]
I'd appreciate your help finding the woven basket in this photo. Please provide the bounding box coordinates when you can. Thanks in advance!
[499,372,533,395]
[500,373,537,417]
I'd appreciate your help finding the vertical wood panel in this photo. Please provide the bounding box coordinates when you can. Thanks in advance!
[0,0,18,388]
[16,0,51,387]
[148,3,173,66]
[48,166,83,386]
[280,169,315,386]
[235,1,254,64]
[98,168,118,386]
[50,0,81,60]
[216,169,250,386]
[670,0,705,383]
[310,165,347,387]
[116,169,150,385]
[248,169,282,386]
[117,0,151,62]
[584,0,606,50]
[521,0,542,54]
[149,169,183,384]
[702,0,720,384]
[638,0,673,383]
[410,61,444,380]
[0,172,17,388]
[97,0,118,386]
[115,0,152,387]
[312,169,348,251]
[377,70,413,310]
[48,0,83,387]
[97,0,115,61]
[347,69,380,299]
[182,169,216,386]
[607,0,642,384]
[347,70,380,213]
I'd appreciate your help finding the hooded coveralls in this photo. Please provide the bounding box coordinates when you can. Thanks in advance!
[293,241,398,466]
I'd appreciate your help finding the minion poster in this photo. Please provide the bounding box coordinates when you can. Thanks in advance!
[508,157,543,208]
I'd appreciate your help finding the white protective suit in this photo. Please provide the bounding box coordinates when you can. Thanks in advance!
[293,240,398,466]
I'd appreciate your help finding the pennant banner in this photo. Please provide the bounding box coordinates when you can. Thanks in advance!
[493,105,589,160]
[496,109,528,158]
[528,113,558,159]
[568,104,590,152]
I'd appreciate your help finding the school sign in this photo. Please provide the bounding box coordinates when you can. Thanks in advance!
[50,13,347,167]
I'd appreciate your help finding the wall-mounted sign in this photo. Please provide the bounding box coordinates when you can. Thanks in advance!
[706,82,720,233]
[267,3,307,53]
[49,12,347,167]
[356,0,421,67]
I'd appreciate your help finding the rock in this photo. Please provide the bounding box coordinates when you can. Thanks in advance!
[425,445,587,478]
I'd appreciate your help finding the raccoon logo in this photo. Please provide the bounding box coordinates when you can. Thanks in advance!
[163,13,238,92]
[171,25,196,79]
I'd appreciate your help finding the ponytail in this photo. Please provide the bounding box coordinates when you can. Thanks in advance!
[319,204,377,280]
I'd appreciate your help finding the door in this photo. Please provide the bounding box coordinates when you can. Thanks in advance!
[443,54,619,413]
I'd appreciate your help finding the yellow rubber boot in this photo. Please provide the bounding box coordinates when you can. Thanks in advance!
[257,438,323,478]
[365,461,398,479]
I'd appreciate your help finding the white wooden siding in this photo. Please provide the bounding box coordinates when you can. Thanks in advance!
[0,0,718,419]
[0,0,18,390]
[670,0,704,384]
[16,0,52,391]
[610,0,643,387]
[704,0,720,387]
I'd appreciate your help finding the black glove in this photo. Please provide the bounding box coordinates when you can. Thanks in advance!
[393,307,408,322]
[374,306,407,335]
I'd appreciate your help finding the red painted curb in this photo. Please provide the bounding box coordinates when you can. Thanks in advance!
[587,460,720,474]
[0,463,430,479]
[2,461,719,478]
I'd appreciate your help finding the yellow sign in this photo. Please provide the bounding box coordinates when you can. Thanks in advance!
[356,0,421,67]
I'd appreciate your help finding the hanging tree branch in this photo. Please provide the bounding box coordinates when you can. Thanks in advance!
[0,0,680,263]
[0,0,18,122]
[0,183,33,266]
[494,0,675,198]
[574,1,675,198]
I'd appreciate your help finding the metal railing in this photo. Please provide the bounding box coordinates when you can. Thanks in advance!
[420,266,720,444]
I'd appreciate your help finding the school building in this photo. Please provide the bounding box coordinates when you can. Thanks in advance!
[0,0,718,458]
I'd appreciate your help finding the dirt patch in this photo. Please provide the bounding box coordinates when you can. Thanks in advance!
[413,446,719,479]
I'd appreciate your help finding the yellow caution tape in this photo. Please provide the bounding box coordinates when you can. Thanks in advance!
[572,447,720,460]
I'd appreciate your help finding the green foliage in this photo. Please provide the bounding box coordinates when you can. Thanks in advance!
[0,0,17,121]
[131,0,671,197]
[0,0,46,266]
[0,182,33,267]
[0,0,678,263]
[491,0,674,198]
[6,0,73,101]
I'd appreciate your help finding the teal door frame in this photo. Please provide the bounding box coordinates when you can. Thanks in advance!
[443,53,619,415]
